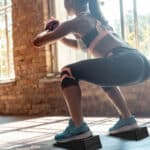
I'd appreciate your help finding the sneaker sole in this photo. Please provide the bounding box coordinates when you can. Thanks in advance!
[56,130,93,143]
[109,123,138,134]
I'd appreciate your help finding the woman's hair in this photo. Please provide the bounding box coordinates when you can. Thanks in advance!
[71,0,108,25]
[88,0,108,25]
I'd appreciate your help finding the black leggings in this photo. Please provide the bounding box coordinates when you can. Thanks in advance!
[64,47,150,87]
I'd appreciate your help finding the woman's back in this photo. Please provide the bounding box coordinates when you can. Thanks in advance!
[71,14,129,57]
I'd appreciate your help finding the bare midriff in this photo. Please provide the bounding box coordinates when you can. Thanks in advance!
[89,33,130,58]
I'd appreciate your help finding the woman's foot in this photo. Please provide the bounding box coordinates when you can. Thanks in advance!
[55,119,92,143]
[109,116,138,134]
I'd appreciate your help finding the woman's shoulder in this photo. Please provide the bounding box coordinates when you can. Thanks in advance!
[60,15,96,35]
[73,15,96,30]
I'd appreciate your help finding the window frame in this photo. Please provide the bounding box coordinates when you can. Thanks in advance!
[120,0,139,47]
[0,0,15,83]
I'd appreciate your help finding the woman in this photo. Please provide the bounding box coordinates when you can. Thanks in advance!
[34,0,150,143]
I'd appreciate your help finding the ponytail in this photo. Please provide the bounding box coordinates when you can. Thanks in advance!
[88,0,108,25]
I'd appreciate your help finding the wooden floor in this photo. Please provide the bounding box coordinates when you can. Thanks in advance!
[0,116,150,150]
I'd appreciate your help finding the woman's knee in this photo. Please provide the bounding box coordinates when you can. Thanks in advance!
[60,66,79,89]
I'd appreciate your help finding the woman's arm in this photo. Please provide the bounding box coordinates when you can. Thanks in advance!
[60,38,78,49]
[33,20,75,47]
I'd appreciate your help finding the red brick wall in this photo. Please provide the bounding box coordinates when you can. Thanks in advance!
[0,0,150,117]
[0,0,47,115]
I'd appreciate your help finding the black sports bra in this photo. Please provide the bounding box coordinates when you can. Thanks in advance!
[81,28,99,48]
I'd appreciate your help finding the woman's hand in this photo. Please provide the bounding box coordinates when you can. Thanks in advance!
[45,17,59,31]
[33,17,60,47]
[33,19,75,47]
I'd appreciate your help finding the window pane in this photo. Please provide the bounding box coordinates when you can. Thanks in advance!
[100,0,121,37]
[55,0,88,71]
[123,0,136,48]
[137,0,150,58]
[0,0,14,82]
[0,13,8,79]
[57,33,88,71]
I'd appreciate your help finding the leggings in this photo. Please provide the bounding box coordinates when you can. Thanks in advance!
[64,47,150,87]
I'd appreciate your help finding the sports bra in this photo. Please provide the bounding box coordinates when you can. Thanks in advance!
[76,14,114,54]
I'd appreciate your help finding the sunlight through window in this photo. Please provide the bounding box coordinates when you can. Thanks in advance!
[0,0,15,83]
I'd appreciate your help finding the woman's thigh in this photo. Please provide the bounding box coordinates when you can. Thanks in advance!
[65,52,146,86]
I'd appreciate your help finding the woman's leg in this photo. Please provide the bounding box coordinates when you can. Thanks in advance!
[103,86,131,119]
[55,67,92,142]
[60,67,85,127]
[60,52,145,130]
[62,84,132,127]
[62,85,83,127]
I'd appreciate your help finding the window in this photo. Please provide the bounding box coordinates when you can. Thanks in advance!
[136,0,150,57]
[101,0,150,58]
[54,0,88,71]
[46,0,88,75]
[48,0,149,74]
[0,0,14,83]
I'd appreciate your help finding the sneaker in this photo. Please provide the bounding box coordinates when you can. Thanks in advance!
[55,119,92,143]
[109,116,138,134]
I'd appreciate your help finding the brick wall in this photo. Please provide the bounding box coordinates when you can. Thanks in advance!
[39,79,150,117]
[0,0,150,117]
[0,0,48,115]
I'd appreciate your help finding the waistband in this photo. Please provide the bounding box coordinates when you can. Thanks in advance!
[111,46,138,54]
[105,46,139,57]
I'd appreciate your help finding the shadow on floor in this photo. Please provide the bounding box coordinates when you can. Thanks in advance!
[1,135,150,150]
